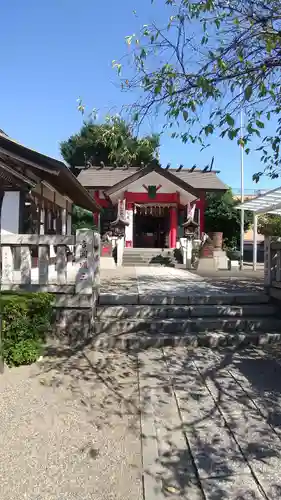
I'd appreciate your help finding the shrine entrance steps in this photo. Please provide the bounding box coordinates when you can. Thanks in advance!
[122,247,182,267]
[94,267,281,349]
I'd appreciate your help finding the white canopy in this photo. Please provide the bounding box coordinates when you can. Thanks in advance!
[235,185,281,271]
[236,186,281,215]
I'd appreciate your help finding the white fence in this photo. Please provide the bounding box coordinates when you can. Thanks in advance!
[264,237,281,286]
[1,230,100,301]
[264,237,281,302]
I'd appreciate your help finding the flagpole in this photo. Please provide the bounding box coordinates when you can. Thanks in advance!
[240,93,244,271]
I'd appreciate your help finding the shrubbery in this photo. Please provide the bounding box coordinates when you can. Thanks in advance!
[1,292,53,366]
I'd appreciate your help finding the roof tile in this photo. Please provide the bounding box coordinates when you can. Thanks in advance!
[77,166,227,191]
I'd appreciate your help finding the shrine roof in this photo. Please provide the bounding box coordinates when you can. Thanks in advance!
[77,164,227,192]
[105,163,199,198]
[0,132,101,212]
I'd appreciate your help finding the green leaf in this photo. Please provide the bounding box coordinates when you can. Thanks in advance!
[182,110,188,121]
[188,100,196,112]
[215,18,220,29]
[256,120,265,129]
[244,86,253,101]
[155,82,162,95]
[228,129,236,140]
[225,114,235,127]
[204,124,214,136]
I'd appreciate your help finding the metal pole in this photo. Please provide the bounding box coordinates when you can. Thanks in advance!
[240,99,244,270]
[253,213,257,271]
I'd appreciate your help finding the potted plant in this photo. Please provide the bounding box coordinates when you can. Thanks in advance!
[226,248,241,261]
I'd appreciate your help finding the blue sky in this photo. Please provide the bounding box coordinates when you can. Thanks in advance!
[1,0,279,192]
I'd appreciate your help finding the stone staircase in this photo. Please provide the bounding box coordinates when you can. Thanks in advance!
[122,247,182,267]
[94,292,281,349]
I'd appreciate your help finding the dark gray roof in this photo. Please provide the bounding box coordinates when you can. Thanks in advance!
[0,134,101,212]
[77,166,227,191]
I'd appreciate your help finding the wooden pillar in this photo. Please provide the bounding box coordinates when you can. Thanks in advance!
[40,195,45,235]
[199,192,205,236]
[169,206,177,248]
[125,202,134,248]
[62,208,67,236]
[38,184,44,234]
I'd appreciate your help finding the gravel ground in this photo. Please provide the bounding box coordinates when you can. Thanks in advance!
[0,347,142,500]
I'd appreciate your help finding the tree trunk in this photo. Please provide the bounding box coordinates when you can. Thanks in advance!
[0,188,5,373]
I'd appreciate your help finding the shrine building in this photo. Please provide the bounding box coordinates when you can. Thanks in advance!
[77,163,227,249]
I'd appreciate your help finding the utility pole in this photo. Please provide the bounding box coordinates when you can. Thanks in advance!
[240,96,245,271]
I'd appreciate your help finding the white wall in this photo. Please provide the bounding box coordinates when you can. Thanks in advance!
[1,192,20,234]
[110,171,195,205]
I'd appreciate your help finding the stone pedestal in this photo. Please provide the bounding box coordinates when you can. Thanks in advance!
[228,259,240,270]
[197,256,217,272]
[197,236,229,271]
[197,239,216,271]
[213,249,229,270]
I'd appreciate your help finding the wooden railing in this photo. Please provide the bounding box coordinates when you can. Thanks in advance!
[1,230,100,299]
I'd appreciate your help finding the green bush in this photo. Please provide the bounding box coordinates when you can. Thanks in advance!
[1,292,53,366]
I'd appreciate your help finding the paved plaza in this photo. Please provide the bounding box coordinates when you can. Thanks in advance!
[100,266,264,304]
[1,345,281,499]
[1,265,279,499]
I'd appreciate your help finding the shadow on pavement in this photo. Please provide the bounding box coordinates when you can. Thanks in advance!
[35,337,281,499]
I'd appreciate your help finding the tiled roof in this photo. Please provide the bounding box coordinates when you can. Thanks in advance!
[0,134,101,212]
[77,166,227,191]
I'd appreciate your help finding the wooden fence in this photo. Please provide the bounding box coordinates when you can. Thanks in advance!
[1,230,100,304]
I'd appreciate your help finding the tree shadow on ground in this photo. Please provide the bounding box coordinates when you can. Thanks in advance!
[140,346,281,498]
[37,338,142,434]
[192,275,264,293]
[34,332,281,499]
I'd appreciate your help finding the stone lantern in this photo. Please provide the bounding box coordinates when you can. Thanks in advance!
[110,199,129,237]
[182,218,198,237]
[110,200,129,266]
[182,218,198,269]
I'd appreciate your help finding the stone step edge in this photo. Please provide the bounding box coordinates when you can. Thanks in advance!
[95,317,281,326]
[96,304,276,318]
[88,332,281,350]
[98,294,270,306]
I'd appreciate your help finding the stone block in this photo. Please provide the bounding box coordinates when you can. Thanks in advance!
[228,259,240,270]
[98,293,139,305]
[197,257,217,272]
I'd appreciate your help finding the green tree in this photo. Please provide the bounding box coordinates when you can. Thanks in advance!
[60,116,160,172]
[258,214,281,236]
[115,0,281,181]
[71,205,98,233]
[205,189,252,248]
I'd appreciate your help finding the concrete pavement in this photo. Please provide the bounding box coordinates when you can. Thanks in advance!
[1,345,281,498]
[139,346,281,499]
